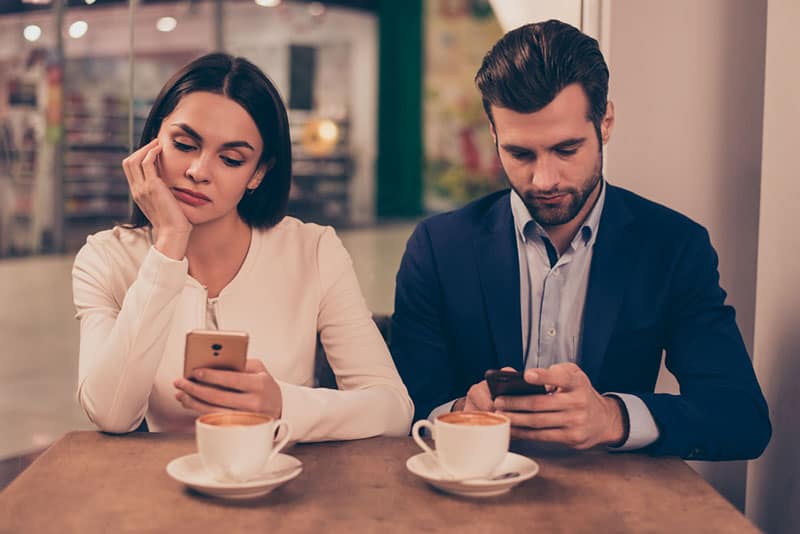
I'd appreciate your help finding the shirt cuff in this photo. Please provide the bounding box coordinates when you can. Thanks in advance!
[427,399,458,422]
[605,393,660,451]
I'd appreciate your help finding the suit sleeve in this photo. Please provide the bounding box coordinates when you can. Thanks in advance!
[391,222,459,422]
[638,226,771,460]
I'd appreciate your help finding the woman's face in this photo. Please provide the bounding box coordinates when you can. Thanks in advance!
[156,91,265,227]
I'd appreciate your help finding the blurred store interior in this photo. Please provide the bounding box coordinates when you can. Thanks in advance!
[1,1,798,532]
[0,0,504,460]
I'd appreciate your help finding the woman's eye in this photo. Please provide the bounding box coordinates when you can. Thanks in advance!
[173,140,195,152]
[221,156,244,167]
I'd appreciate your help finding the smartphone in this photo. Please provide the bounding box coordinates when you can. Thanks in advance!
[484,369,547,399]
[183,329,249,379]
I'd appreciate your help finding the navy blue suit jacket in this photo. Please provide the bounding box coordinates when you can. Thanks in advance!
[391,185,770,460]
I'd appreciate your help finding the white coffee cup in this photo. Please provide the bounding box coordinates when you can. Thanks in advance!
[412,411,510,480]
[196,411,291,483]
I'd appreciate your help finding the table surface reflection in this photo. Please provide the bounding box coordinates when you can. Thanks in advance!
[0,431,757,533]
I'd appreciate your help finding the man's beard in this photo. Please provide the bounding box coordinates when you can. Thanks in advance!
[517,153,603,227]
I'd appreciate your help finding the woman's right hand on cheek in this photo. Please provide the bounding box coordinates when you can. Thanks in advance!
[122,139,192,260]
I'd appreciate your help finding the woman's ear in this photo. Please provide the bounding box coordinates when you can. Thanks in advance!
[246,158,275,191]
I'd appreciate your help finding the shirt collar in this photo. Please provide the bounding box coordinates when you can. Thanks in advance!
[509,180,606,250]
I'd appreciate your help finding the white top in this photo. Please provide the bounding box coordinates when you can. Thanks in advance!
[72,217,414,441]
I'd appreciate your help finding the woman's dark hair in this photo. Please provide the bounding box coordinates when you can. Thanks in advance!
[475,20,609,140]
[128,52,291,228]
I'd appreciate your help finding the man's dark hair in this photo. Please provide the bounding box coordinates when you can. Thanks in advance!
[475,20,609,139]
[129,52,291,229]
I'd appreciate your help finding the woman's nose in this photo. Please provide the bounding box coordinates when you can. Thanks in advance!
[186,154,212,183]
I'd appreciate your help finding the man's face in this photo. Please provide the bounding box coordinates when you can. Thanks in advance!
[490,83,613,228]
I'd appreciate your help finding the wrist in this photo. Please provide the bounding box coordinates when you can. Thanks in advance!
[154,229,191,260]
[604,395,630,447]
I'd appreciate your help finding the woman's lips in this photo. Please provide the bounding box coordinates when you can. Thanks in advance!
[172,188,211,206]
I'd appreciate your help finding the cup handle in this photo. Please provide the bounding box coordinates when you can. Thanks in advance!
[412,419,437,458]
[266,420,291,465]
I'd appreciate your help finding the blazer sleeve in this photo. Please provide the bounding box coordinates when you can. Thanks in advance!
[276,227,414,442]
[638,226,771,460]
[72,238,187,433]
[390,222,459,422]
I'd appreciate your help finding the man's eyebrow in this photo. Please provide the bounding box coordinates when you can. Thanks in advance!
[551,137,586,149]
[170,123,255,151]
[500,143,534,152]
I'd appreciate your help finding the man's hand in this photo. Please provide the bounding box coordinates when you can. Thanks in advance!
[493,362,626,449]
[453,380,494,412]
[173,359,282,419]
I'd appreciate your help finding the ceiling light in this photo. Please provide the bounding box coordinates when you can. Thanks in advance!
[255,0,281,7]
[85,0,97,5]
[308,2,325,17]
[23,25,42,42]
[68,20,88,39]
[156,17,177,33]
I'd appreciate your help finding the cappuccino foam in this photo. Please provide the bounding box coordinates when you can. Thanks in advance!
[198,412,272,427]
[439,411,506,426]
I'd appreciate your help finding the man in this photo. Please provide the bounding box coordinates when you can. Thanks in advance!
[391,20,770,460]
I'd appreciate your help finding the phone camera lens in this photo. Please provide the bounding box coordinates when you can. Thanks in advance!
[212,343,222,351]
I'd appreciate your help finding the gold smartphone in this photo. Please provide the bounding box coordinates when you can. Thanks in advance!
[183,329,249,379]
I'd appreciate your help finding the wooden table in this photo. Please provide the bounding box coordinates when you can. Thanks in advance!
[0,431,758,533]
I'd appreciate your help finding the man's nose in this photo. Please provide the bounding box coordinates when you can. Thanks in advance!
[530,155,559,191]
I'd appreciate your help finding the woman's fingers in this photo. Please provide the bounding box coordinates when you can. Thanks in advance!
[140,141,162,182]
[174,377,259,412]
[122,139,158,187]
[175,390,233,415]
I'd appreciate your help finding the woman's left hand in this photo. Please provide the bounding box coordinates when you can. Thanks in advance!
[173,359,282,419]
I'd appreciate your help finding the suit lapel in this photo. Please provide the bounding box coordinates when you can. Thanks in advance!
[580,185,638,386]
[474,195,524,371]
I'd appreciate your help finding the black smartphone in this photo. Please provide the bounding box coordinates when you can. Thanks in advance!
[484,369,547,399]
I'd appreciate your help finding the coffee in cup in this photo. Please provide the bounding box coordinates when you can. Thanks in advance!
[196,411,291,483]
[412,411,510,479]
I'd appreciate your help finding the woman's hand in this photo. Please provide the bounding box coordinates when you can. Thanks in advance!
[122,139,192,260]
[173,359,283,419]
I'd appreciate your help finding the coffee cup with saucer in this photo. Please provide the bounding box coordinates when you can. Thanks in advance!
[407,411,539,497]
[166,411,302,499]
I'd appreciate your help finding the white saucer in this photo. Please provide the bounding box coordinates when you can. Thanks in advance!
[166,453,302,499]
[406,452,539,498]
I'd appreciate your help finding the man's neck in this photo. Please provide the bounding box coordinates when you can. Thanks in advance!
[542,180,602,255]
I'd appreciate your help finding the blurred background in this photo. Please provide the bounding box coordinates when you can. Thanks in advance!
[0,1,797,532]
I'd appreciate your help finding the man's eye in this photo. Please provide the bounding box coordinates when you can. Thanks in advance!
[221,156,244,167]
[173,140,195,152]
[556,148,578,157]
[510,151,533,160]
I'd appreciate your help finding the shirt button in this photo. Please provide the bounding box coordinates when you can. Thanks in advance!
[547,328,556,337]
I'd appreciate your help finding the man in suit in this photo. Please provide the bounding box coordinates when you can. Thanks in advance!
[391,20,770,460]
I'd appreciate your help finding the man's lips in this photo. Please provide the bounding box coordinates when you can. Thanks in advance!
[532,193,567,202]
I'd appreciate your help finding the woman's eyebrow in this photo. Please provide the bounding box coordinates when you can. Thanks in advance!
[170,122,255,151]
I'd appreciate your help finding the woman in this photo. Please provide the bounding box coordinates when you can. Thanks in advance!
[72,53,413,440]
